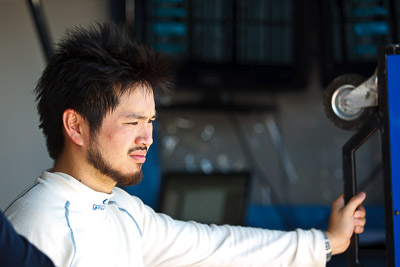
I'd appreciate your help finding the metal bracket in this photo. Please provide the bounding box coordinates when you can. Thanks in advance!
[341,68,379,111]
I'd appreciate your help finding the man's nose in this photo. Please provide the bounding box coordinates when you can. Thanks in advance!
[136,125,153,147]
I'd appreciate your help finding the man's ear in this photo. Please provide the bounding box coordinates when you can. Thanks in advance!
[62,109,85,146]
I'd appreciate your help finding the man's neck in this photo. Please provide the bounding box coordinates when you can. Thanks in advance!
[52,153,116,194]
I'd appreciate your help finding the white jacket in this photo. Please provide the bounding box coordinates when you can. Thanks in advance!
[5,171,326,267]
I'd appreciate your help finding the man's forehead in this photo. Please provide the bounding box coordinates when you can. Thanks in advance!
[114,89,155,115]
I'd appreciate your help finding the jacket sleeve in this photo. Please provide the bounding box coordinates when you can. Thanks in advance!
[136,199,326,267]
[0,210,55,267]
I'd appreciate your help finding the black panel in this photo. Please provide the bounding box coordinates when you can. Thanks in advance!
[129,0,312,94]
[321,0,400,85]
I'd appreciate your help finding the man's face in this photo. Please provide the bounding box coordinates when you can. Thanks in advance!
[86,87,156,186]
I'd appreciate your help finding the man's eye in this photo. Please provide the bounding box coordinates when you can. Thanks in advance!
[128,122,138,126]
[148,120,155,124]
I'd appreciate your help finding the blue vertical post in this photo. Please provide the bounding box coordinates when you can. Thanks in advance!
[386,54,400,267]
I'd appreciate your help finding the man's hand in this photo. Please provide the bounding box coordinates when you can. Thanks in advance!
[325,192,366,255]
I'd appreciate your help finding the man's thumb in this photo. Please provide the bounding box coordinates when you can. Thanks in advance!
[343,192,366,215]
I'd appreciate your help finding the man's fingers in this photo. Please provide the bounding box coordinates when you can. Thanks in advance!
[355,206,366,218]
[355,217,366,227]
[354,214,366,234]
[343,192,366,216]
[354,226,364,234]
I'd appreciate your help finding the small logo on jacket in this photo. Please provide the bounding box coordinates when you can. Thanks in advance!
[93,199,108,210]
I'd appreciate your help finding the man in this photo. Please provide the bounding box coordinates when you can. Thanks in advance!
[0,210,54,266]
[5,23,366,266]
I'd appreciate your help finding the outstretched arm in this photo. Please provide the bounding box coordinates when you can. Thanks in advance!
[325,192,367,255]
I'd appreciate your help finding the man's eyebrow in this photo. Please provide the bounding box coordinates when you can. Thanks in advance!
[123,111,157,120]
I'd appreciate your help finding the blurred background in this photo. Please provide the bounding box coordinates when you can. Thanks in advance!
[1,0,397,265]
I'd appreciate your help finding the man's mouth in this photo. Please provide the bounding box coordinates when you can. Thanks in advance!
[129,154,146,163]
[129,148,147,163]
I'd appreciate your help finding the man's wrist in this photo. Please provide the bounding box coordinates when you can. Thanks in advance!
[321,231,332,262]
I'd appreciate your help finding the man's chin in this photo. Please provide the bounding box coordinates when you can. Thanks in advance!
[115,171,143,187]
[124,176,143,187]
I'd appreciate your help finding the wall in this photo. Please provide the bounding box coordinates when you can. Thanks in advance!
[0,0,109,209]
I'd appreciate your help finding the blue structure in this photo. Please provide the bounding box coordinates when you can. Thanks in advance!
[339,45,400,267]
[385,52,400,267]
